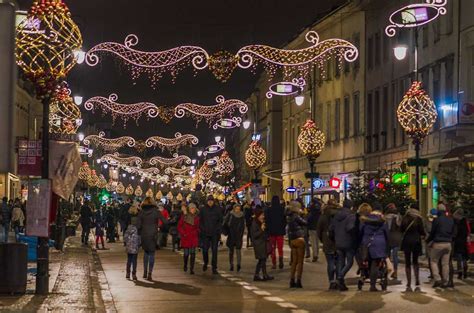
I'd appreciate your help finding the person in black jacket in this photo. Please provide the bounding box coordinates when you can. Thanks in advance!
[251,208,273,281]
[287,201,307,288]
[400,204,426,291]
[307,198,322,262]
[452,208,469,280]
[169,204,182,252]
[426,206,454,288]
[317,200,340,290]
[384,203,402,280]
[265,196,287,269]
[200,195,223,275]
[244,201,254,247]
[80,200,93,245]
[224,203,245,272]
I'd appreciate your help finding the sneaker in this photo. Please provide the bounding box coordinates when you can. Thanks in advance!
[254,275,264,281]
[338,282,348,291]
[369,286,379,292]
[295,279,303,288]
[405,286,413,292]
[237,265,241,272]
[132,273,137,281]
[203,264,208,272]
[289,279,296,288]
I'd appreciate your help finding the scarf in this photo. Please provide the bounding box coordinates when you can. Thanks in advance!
[184,213,196,226]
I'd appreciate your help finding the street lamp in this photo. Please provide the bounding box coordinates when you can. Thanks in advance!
[77,132,85,141]
[73,95,83,105]
[197,150,203,157]
[73,49,86,64]
[192,159,197,165]
[393,45,408,60]
[295,94,305,106]
[215,135,222,143]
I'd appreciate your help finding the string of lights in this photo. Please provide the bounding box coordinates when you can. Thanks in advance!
[83,131,136,152]
[216,151,234,176]
[145,132,199,151]
[297,119,326,159]
[100,153,143,167]
[148,153,192,168]
[245,140,267,170]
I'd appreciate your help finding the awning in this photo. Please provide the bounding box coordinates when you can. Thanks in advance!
[232,182,252,195]
[440,145,474,165]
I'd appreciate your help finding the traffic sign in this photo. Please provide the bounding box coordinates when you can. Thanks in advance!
[407,158,429,167]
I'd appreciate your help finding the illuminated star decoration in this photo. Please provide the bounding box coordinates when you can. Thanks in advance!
[266,77,306,99]
[100,153,143,167]
[397,81,437,144]
[245,141,267,170]
[83,131,136,152]
[297,119,326,159]
[148,153,192,168]
[174,95,248,127]
[85,34,209,87]
[236,31,358,79]
[212,117,242,130]
[385,0,448,37]
[145,132,199,152]
[84,93,168,126]
[216,151,234,176]
[49,82,82,134]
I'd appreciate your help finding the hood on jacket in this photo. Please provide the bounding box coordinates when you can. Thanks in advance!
[361,210,385,225]
[334,207,352,222]
[127,225,138,234]
[231,210,244,218]
[323,204,339,217]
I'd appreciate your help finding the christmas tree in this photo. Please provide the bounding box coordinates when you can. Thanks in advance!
[439,169,460,209]
[460,166,474,218]
[348,170,369,208]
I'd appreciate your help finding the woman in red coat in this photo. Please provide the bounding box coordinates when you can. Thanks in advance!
[178,203,200,274]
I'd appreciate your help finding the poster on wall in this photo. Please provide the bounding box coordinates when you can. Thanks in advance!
[26,179,51,237]
[17,139,42,176]
[49,140,82,200]
[460,102,474,123]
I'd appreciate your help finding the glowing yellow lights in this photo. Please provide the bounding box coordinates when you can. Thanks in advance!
[245,140,267,170]
[87,170,100,187]
[208,50,239,82]
[145,188,154,198]
[198,163,213,181]
[49,83,82,134]
[134,185,143,197]
[216,151,234,176]
[397,81,437,144]
[155,190,163,200]
[125,184,134,195]
[116,182,125,194]
[297,119,326,159]
[78,162,91,180]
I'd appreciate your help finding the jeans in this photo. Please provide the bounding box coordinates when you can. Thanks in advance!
[454,253,468,277]
[144,251,155,273]
[325,253,337,283]
[430,242,452,282]
[269,235,284,265]
[202,234,219,270]
[119,220,127,237]
[389,247,399,271]
[290,238,305,280]
[81,222,90,244]
[229,247,242,266]
[1,222,10,243]
[308,230,319,259]
[184,247,196,257]
[336,249,355,281]
[127,253,138,274]
[13,225,22,242]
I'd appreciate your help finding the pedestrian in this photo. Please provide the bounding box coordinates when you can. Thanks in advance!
[400,204,425,291]
[384,203,402,280]
[11,199,25,242]
[200,195,223,274]
[425,208,438,279]
[169,204,182,252]
[94,206,106,250]
[452,208,469,280]
[251,208,273,281]
[287,201,307,288]
[0,197,12,243]
[106,205,117,243]
[124,219,140,280]
[80,200,93,246]
[265,195,287,270]
[307,198,322,262]
[333,199,357,291]
[360,204,388,292]
[157,203,170,249]
[178,203,200,274]
[244,201,254,248]
[317,199,339,290]
[119,199,132,238]
[224,203,245,272]
[137,197,168,281]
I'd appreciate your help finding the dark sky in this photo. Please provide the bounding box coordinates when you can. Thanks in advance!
[18,0,346,148]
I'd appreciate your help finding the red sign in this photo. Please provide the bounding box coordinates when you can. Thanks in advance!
[26,179,52,237]
[17,139,42,176]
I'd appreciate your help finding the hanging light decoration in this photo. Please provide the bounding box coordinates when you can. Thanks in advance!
[176,193,184,201]
[216,151,234,176]
[164,166,191,176]
[166,191,174,200]
[106,179,117,192]
[100,153,143,167]
[16,0,83,98]
[78,162,91,180]
[297,119,326,159]
[397,81,437,144]
[97,174,107,189]
[148,153,192,168]
[83,131,136,152]
[208,50,239,82]
[116,181,125,194]
[245,140,267,170]
[49,82,82,134]
[198,163,213,181]
[155,190,163,200]
[125,184,134,195]
[145,188,153,198]
[87,170,100,187]
[145,132,199,151]
[135,185,143,197]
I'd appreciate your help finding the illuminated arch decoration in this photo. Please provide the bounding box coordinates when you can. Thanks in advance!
[85,34,209,87]
[216,151,234,176]
[198,163,213,181]
[16,0,83,97]
[212,117,242,130]
[174,95,248,126]
[49,83,82,135]
[83,131,136,152]
[100,153,143,167]
[164,166,191,176]
[203,141,225,157]
[385,0,448,37]
[236,31,359,79]
[245,140,267,170]
[149,153,192,168]
[145,132,199,151]
[297,119,326,159]
[266,77,306,99]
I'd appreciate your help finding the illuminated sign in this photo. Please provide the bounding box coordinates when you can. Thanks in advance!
[266,78,305,99]
[392,172,409,185]
[422,174,428,188]
[212,117,242,130]
[286,186,297,193]
[313,178,326,189]
[401,8,428,24]
[329,177,342,189]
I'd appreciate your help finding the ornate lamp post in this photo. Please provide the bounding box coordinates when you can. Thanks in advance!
[16,0,82,295]
[297,119,326,200]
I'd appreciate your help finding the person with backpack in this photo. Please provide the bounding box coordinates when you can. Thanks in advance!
[223,203,245,272]
[124,219,141,280]
[384,203,402,280]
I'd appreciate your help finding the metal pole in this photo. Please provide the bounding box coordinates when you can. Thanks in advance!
[310,159,315,200]
[415,142,420,206]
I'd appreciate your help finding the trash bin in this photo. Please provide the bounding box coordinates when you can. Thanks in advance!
[0,243,28,294]
[18,235,56,261]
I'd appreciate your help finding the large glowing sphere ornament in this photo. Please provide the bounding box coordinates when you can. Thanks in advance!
[297,119,326,158]
[245,141,267,170]
[216,151,234,176]
[49,82,82,134]
[198,163,213,181]
[397,81,437,144]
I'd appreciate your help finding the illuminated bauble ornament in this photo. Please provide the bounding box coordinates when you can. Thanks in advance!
[216,151,234,176]
[155,190,163,200]
[78,162,91,180]
[245,140,267,170]
[166,192,174,200]
[116,182,125,194]
[49,83,82,134]
[297,119,326,159]
[198,163,213,181]
[397,81,437,144]
[97,174,107,189]
[88,170,100,187]
[16,0,83,97]
[145,188,153,198]
[134,185,143,197]
[176,193,183,201]
[125,184,134,195]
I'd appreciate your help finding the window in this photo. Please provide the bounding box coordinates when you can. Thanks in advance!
[422,26,429,48]
[284,128,288,160]
[367,93,373,153]
[326,102,332,141]
[391,82,398,147]
[374,90,380,151]
[375,32,381,67]
[382,86,388,150]
[344,96,350,138]
[368,36,374,70]
[335,99,341,141]
[399,79,407,145]
[353,93,360,136]
[353,33,360,71]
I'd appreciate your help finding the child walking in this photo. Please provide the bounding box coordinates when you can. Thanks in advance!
[124,220,141,280]
[178,203,200,274]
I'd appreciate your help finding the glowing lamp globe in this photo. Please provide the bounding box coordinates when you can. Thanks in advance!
[393,45,408,61]
[245,140,267,170]
[295,94,305,106]
[216,151,234,176]
[297,119,326,158]
[243,120,251,129]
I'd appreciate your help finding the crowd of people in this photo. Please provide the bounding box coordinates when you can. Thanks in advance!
[79,191,471,292]
[0,197,26,243]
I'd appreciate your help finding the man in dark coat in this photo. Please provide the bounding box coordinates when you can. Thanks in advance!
[224,203,245,272]
[118,199,132,238]
[79,200,93,245]
[200,195,223,274]
[317,200,339,290]
[307,198,322,262]
[265,196,287,269]
[244,201,254,247]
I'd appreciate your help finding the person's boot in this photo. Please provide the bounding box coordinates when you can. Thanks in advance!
[338,279,348,291]
[230,263,234,271]
[132,272,137,280]
[126,270,130,279]
[143,269,148,279]
[254,263,263,281]
[295,278,303,288]
[183,254,189,272]
[271,261,277,270]
[237,264,241,272]
[463,262,468,279]
[391,269,398,280]
[279,257,284,269]
[405,267,412,292]
[147,272,153,281]
[290,278,296,288]
[370,284,379,292]
[414,264,420,289]
[190,254,196,275]
[262,265,274,281]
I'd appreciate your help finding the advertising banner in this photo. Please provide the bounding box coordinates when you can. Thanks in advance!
[26,179,51,237]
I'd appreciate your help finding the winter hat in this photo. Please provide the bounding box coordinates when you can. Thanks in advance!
[207,195,214,201]
[188,202,197,210]
[429,208,438,216]
[437,203,447,211]
[289,201,302,213]
[233,203,242,210]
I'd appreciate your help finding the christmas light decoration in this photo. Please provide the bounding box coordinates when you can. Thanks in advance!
[145,132,199,151]
[203,141,225,157]
[297,119,326,159]
[85,34,209,87]
[106,179,117,192]
[100,153,143,167]
[125,184,134,195]
[245,140,267,170]
[149,153,192,168]
[166,192,174,200]
[134,185,143,197]
[83,131,136,152]
[174,95,248,126]
[397,81,437,144]
[78,162,91,180]
[16,0,83,97]
[266,77,306,99]
[385,0,448,37]
[206,157,219,167]
[97,174,107,189]
[116,181,125,194]
[49,82,82,134]
[87,170,100,187]
[176,193,184,201]
[198,163,213,181]
[145,188,153,197]
[208,50,239,82]
[174,175,192,185]
[84,93,169,126]
[164,166,191,176]
[212,117,242,130]
[155,190,163,200]
[236,31,358,80]
[216,151,234,176]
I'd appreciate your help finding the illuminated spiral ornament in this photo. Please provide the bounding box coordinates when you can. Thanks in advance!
[78,162,91,180]
[245,141,267,170]
[155,190,163,200]
[397,81,437,145]
[297,119,326,159]
[116,182,125,194]
[134,185,143,197]
[216,151,234,176]
[125,184,134,195]
[198,163,213,181]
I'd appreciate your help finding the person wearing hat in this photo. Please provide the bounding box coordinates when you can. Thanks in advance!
[178,203,200,274]
[287,200,307,288]
[384,203,402,280]
[223,203,245,272]
[452,208,469,280]
[200,195,224,274]
[251,207,274,281]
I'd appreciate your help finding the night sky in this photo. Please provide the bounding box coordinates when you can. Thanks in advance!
[18,0,345,148]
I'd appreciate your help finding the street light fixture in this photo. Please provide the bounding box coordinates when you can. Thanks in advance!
[73,95,83,105]
[215,135,222,143]
[73,49,86,64]
[192,159,197,165]
[295,94,305,106]
[78,132,84,141]
[243,120,251,129]
[393,45,408,60]
[197,150,203,157]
